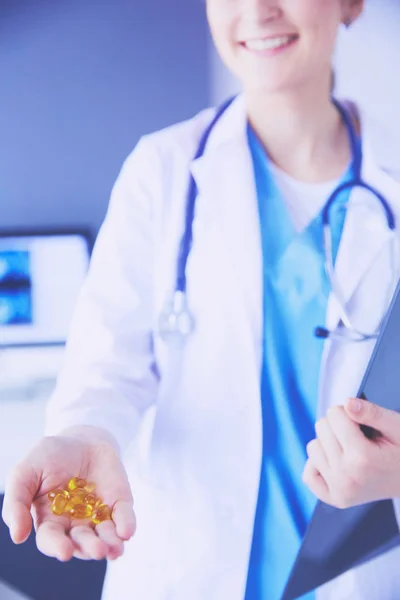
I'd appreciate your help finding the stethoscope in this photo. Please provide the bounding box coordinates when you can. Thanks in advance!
[158,96,397,343]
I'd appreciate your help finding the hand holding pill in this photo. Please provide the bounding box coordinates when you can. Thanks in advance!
[2,426,136,562]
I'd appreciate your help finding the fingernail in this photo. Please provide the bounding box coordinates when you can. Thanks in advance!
[349,398,362,413]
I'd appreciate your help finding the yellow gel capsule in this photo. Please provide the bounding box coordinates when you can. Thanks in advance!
[51,493,68,516]
[66,488,88,510]
[84,493,97,506]
[70,488,87,501]
[48,489,69,501]
[91,504,111,525]
[84,482,96,493]
[94,498,103,509]
[67,477,87,491]
[69,504,93,519]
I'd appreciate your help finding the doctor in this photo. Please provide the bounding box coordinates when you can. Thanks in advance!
[4,0,400,599]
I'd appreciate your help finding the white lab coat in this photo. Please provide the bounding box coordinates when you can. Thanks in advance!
[46,95,400,600]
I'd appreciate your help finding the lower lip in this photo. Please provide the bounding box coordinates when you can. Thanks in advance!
[241,36,298,57]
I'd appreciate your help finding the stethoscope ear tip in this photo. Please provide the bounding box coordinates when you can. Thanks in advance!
[314,327,329,339]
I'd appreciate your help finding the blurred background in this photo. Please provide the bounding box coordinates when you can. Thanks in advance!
[0,0,399,598]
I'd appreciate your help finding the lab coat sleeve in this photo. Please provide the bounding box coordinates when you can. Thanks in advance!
[45,136,161,451]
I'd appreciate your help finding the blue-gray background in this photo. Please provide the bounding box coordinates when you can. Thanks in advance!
[0,0,210,233]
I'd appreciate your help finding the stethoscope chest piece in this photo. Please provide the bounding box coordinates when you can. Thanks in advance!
[158,291,195,341]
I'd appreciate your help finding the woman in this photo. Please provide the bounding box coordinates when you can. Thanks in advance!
[3,1,400,599]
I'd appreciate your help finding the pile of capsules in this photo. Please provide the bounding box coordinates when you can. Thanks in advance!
[48,477,111,525]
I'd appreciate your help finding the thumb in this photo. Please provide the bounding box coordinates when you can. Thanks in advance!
[345,397,400,442]
[2,462,39,544]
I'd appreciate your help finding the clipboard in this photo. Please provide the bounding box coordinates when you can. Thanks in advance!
[282,276,400,600]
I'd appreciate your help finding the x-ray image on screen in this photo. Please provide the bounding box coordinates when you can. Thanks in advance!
[0,250,33,326]
[0,232,90,346]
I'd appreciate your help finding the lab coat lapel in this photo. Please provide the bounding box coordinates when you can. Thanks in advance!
[189,97,263,344]
[324,100,400,333]
[325,182,395,333]
[319,139,400,416]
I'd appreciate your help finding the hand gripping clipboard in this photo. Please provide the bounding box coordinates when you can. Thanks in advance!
[282,277,400,600]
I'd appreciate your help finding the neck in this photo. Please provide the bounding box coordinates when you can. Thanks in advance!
[245,77,351,183]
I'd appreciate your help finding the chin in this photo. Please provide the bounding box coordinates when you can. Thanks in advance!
[243,78,299,96]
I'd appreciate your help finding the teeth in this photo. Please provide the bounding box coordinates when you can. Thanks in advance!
[244,36,295,51]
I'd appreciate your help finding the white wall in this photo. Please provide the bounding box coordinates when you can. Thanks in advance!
[209,0,400,136]
[335,0,399,133]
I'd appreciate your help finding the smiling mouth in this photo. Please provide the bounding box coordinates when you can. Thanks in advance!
[241,34,299,53]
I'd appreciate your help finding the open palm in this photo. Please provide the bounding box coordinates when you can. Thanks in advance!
[2,432,136,561]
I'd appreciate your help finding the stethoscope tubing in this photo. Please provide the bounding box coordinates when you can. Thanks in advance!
[159,96,397,342]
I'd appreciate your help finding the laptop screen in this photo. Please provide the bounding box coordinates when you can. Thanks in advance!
[0,231,91,347]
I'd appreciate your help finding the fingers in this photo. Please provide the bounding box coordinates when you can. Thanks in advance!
[345,398,400,443]
[36,517,125,562]
[70,523,125,561]
[306,438,329,475]
[69,526,108,561]
[36,521,75,562]
[2,500,32,545]
[87,446,136,542]
[67,499,132,559]
[96,521,124,560]
[112,500,136,541]
[315,417,342,467]
[72,550,92,561]
[326,406,365,450]
[304,402,400,508]
[302,461,330,504]
[2,462,40,544]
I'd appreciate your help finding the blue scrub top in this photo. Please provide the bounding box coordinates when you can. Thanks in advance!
[244,125,355,600]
